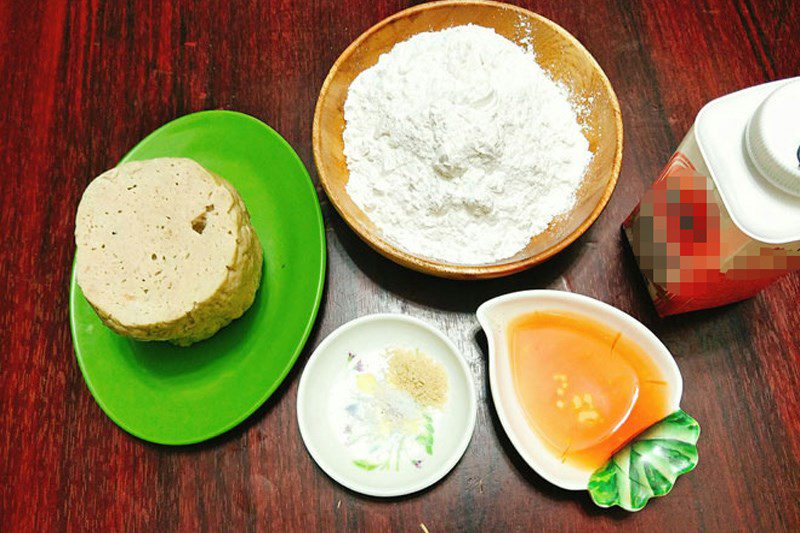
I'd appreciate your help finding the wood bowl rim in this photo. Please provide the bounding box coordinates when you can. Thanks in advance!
[312,0,623,280]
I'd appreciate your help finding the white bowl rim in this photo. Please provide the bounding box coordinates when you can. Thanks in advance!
[476,290,683,491]
[296,313,478,497]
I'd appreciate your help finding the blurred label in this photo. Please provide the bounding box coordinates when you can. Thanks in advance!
[623,126,800,316]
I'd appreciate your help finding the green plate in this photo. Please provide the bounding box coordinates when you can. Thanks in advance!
[69,111,326,445]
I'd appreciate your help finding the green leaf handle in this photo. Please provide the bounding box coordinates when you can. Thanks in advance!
[588,410,700,512]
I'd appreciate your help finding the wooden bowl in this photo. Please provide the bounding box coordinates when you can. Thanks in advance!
[312,0,623,279]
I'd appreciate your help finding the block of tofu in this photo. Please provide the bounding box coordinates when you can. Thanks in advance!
[75,158,263,346]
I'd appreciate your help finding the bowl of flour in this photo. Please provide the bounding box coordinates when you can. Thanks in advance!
[313,0,622,279]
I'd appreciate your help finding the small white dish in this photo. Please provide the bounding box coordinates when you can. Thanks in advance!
[297,314,477,497]
[477,290,683,491]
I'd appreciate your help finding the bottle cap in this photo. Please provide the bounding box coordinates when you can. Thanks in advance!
[696,77,800,244]
[746,80,800,196]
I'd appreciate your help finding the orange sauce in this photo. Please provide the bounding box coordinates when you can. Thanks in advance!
[508,310,670,471]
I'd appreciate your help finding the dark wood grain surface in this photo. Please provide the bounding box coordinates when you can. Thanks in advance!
[1,0,798,530]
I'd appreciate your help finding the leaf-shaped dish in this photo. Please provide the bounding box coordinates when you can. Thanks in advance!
[477,290,699,511]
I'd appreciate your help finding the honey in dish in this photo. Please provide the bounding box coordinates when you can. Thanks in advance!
[508,310,670,471]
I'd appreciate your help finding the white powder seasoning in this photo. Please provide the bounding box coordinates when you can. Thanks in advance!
[343,25,592,265]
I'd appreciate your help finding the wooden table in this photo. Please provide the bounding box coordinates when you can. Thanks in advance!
[2,0,798,530]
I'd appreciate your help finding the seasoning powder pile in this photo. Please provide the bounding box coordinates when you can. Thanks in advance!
[343,25,592,265]
[330,347,449,472]
[387,348,448,407]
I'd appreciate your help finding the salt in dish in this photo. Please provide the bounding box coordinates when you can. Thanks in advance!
[297,314,477,497]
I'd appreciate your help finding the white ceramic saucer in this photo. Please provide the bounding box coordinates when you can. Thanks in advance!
[297,314,477,497]
[477,290,683,491]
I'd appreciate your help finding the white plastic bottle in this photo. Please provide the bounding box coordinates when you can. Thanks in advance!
[624,78,800,316]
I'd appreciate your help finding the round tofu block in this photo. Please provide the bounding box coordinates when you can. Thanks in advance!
[75,158,263,346]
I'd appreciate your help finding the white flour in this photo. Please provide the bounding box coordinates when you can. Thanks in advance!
[343,25,592,265]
